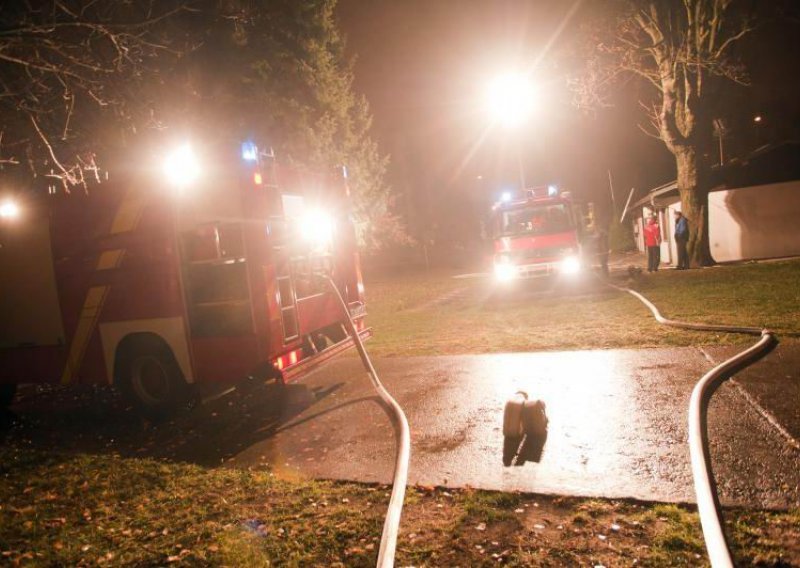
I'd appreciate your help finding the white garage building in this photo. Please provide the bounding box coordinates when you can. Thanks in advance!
[630,142,800,265]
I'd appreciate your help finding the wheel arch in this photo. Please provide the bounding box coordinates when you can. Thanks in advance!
[113,332,181,385]
[100,318,194,385]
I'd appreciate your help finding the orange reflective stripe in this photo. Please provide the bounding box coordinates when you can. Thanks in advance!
[95,248,126,271]
[60,286,109,384]
[109,192,146,234]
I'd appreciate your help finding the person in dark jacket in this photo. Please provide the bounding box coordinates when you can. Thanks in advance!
[643,216,661,272]
[596,226,610,277]
[673,210,690,269]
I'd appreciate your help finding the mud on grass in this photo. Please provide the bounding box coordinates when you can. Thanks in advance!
[1,447,798,566]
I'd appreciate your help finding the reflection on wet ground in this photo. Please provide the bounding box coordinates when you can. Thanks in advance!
[503,431,548,467]
[247,348,799,508]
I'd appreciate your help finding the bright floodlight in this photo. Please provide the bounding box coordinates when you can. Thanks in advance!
[501,191,512,202]
[487,72,535,128]
[0,199,19,219]
[164,144,201,188]
[300,209,335,249]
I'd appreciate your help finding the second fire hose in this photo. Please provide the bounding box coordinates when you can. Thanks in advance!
[612,282,778,568]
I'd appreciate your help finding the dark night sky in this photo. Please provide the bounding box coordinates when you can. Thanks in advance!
[337,1,800,238]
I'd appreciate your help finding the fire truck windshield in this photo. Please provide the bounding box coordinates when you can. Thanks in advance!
[494,203,573,238]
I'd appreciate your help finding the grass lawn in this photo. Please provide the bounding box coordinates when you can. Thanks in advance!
[363,259,800,357]
[1,446,798,566]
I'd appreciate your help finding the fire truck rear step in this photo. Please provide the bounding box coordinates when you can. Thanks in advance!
[282,327,372,383]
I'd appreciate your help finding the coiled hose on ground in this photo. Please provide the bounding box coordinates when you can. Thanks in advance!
[324,277,411,568]
[611,282,778,568]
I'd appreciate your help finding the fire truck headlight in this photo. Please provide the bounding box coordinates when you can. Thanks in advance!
[164,144,201,188]
[300,210,334,248]
[560,255,581,275]
[0,199,20,219]
[494,258,517,282]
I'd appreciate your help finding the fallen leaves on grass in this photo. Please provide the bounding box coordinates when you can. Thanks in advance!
[1,446,798,566]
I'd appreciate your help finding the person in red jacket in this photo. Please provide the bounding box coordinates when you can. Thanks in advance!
[643,215,661,272]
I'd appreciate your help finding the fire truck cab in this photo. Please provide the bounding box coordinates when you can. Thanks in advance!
[0,140,369,416]
[490,186,597,282]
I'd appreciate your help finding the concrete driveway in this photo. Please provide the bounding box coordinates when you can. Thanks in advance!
[225,343,800,509]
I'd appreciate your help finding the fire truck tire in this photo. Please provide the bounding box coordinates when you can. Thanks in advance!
[116,336,189,418]
[0,384,17,408]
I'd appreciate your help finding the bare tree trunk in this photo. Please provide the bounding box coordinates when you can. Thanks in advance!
[675,147,715,266]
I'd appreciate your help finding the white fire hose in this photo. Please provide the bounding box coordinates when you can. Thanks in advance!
[612,283,777,568]
[324,276,411,568]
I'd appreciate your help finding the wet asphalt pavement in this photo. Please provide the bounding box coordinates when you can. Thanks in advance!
[223,342,800,509]
[4,344,799,509]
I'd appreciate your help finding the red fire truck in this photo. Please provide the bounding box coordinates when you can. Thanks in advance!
[490,186,598,282]
[0,140,369,416]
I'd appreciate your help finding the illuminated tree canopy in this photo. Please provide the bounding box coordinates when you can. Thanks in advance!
[0,0,398,249]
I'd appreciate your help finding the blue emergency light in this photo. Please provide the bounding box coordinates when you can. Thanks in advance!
[241,141,258,162]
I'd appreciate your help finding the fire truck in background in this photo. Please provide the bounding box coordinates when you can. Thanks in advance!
[490,185,599,282]
[0,140,369,416]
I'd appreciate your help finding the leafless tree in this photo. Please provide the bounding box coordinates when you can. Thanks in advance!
[574,0,763,266]
[0,1,197,190]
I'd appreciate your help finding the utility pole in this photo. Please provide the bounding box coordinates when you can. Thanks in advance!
[713,119,726,165]
[620,187,636,224]
[607,169,617,215]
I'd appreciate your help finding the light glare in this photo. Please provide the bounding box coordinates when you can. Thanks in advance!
[164,144,201,188]
[494,256,516,282]
[560,255,581,275]
[300,210,335,249]
[0,200,19,219]
[487,73,535,128]
[241,141,258,161]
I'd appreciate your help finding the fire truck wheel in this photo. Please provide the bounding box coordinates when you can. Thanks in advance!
[0,384,17,408]
[117,338,189,418]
